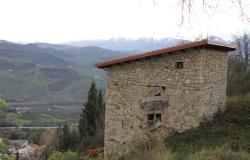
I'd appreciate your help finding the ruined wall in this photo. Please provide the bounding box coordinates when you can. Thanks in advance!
[104,48,228,157]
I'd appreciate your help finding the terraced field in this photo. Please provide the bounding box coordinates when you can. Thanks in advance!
[3,104,82,126]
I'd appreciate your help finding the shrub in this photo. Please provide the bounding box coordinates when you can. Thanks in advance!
[0,138,12,160]
[48,151,78,160]
[0,99,6,106]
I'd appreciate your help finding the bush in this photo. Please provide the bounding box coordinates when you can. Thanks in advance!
[227,58,250,99]
[0,99,6,106]
[27,129,42,144]
[0,138,12,160]
[48,151,78,160]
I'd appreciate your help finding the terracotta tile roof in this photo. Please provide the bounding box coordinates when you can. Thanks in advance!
[95,39,236,68]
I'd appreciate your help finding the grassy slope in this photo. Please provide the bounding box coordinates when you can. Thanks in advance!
[5,104,83,126]
[118,99,250,160]
[0,42,129,103]
[165,100,250,160]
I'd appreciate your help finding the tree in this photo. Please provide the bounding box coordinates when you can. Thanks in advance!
[235,33,250,61]
[27,130,42,145]
[62,124,71,151]
[97,90,105,131]
[0,99,6,106]
[53,123,80,153]
[177,0,250,24]
[78,108,87,138]
[78,81,105,137]
[56,124,73,152]
[70,128,79,151]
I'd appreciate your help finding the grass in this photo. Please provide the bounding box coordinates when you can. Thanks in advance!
[182,147,250,160]
[165,100,250,160]
[3,104,82,127]
[7,112,64,126]
[7,112,32,126]
[166,103,250,154]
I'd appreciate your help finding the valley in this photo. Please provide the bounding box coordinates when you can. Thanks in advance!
[1,103,81,127]
[0,39,179,127]
[0,40,136,130]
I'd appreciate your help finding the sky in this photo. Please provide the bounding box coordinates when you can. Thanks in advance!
[0,0,249,43]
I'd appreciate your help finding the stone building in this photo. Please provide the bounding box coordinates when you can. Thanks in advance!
[95,39,235,157]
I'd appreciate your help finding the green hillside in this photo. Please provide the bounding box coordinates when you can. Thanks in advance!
[0,41,130,103]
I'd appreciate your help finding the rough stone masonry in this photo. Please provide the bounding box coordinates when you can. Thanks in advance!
[95,39,235,157]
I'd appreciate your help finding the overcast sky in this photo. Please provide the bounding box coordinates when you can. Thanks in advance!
[0,0,249,43]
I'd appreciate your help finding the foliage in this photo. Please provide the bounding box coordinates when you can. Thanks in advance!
[27,129,42,145]
[234,33,250,61]
[51,82,105,155]
[0,112,12,127]
[0,99,6,106]
[79,81,105,137]
[227,33,250,99]
[227,57,250,99]
[0,138,12,160]
[48,151,78,160]
[7,112,64,127]
[123,129,173,160]
[4,129,28,140]
[56,124,79,152]
[79,157,103,160]
[76,81,105,154]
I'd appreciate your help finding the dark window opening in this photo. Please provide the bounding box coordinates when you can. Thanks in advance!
[175,62,183,69]
[147,114,161,123]
[155,93,161,96]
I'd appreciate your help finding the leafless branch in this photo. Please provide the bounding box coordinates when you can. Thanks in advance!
[178,0,250,24]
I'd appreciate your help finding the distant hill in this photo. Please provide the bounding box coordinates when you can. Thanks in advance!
[0,37,225,103]
[0,41,131,103]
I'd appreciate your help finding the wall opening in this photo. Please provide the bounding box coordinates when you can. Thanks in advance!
[175,62,183,69]
[147,113,161,123]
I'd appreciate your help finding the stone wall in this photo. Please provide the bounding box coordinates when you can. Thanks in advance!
[104,48,228,157]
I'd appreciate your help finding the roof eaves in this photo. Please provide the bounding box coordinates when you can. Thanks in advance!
[95,39,236,68]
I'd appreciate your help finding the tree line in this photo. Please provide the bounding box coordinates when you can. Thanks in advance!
[227,33,250,100]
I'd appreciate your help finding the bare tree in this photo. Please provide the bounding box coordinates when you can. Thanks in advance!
[242,34,250,61]
[236,38,243,58]
[178,0,250,24]
[235,33,250,61]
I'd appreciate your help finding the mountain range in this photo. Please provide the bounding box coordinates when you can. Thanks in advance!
[65,36,228,51]
[65,38,185,51]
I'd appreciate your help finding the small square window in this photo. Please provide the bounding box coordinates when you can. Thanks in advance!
[175,62,183,69]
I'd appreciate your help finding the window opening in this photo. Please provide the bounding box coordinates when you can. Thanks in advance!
[175,62,183,69]
[147,113,161,123]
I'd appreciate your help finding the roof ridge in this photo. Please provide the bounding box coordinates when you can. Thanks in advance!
[95,39,235,68]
